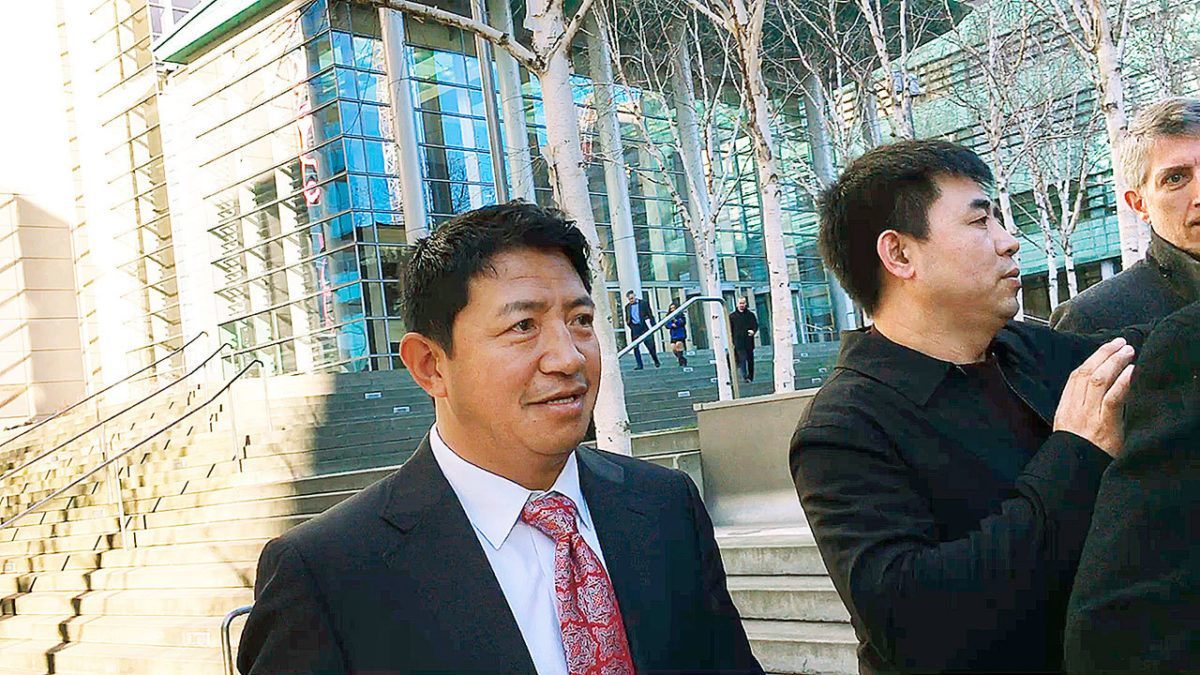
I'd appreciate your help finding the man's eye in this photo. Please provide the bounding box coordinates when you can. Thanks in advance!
[1166,173,1185,185]
[574,314,595,327]
[512,319,534,332]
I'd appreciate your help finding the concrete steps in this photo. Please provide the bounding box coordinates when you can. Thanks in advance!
[0,350,848,674]
[719,527,855,674]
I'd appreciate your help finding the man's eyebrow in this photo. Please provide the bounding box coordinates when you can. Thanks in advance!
[1156,164,1191,182]
[498,300,549,316]
[968,197,993,213]
[567,295,595,310]
[497,296,594,315]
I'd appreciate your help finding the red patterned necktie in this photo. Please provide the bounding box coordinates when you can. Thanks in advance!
[521,492,635,675]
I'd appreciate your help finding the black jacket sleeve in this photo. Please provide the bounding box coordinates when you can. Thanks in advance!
[238,538,346,674]
[791,416,1111,671]
[682,472,764,673]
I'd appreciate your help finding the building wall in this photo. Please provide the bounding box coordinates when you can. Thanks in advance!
[0,195,86,427]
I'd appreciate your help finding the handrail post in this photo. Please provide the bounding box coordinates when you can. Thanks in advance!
[259,363,273,433]
[227,378,242,470]
[94,398,129,549]
[221,604,253,675]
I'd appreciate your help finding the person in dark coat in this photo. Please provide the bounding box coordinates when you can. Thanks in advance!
[1063,300,1200,673]
[791,140,1144,673]
[1051,97,1200,333]
[623,290,660,369]
[728,297,758,382]
[238,203,761,674]
[665,301,688,367]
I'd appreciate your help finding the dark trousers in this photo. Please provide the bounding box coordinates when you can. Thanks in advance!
[630,327,659,368]
[735,347,754,381]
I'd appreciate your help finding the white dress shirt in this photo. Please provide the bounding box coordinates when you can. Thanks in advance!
[429,426,611,675]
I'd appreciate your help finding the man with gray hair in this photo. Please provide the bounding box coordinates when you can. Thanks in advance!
[1051,97,1200,332]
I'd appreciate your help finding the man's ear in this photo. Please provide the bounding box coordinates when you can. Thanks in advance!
[1125,189,1152,224]
[877,230,916,281]
[399,332,449,399]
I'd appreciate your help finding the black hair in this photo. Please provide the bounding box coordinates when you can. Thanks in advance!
[399,201,591,353]
[817,139,993,314]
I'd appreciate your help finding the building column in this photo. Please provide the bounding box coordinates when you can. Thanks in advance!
[379,8,429,244]
[802,69,859,333]
[584,14,641,299]
[469,0,509,202]
[486,0,536,202]
[1100,259,1117,280]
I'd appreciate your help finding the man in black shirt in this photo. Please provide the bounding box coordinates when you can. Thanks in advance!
[791,140,1141,673]
[728,297,759,382]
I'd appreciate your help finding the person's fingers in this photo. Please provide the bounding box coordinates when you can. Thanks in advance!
[1087,344,1136,391]
[1071,337,1128,382]
[1101,363,1136,413]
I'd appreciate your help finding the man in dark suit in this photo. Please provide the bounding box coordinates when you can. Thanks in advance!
[1052,97,1200,332]
[1064,301,1200,672]
[791,141,1143,673]
[624,290,660,370]
[728,298,758,383]
[238,202,761,674]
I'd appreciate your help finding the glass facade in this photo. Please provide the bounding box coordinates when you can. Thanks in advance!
[190,0,406,374]
[163,0,838,375]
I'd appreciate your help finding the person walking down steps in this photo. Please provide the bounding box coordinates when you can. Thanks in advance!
[665,302,688,367]
[624,290,660,370]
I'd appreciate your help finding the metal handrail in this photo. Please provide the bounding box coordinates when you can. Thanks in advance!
[1023,314,1051,326]
[0,359,263,531]
[0,331,208,453]
[222,604,254,675]
[617,295,739,399]
[0,341,233,485]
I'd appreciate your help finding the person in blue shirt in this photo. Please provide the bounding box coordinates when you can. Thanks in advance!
[665,301,688,367]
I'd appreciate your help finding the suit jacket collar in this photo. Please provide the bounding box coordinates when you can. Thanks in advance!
[1148,229,1200,303]
[379,440,657,671]
[379,437,536,672]
[577,447,655,670]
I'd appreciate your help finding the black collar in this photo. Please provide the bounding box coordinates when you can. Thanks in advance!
[836,326,1023,407]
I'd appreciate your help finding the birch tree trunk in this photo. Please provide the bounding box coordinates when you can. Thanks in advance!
[1090,1,1147,267]
[670,34,735,400]
[1043,220,1060,311]
[728,0,796,391]
[802,68,859,332]
[525,0,631,454]
[1063,243,1079,298]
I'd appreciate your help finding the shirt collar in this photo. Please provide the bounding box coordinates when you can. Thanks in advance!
[1148,229,1200,303]
[428,425,592,550]
[835,325,1030,407]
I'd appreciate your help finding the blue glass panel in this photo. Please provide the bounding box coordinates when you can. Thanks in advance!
[310,102,340,145]
[360,103,383,138]
[309,70,338,107]
[369,176,394,211]
[340,101,362,135]
[336,320,368,362]
[319,139,346,176]
[332,31,354,67]
[300,0,329,36]
[304,35,332,75]
[364,140,386,174]
[325,177,351,212]
[349,174,370,208]
[353,35,384,71]
[356,72,383,103]
[335,67,357,98]
[327,213,355,246]
[335,284,367,325]
[345,138,366,172]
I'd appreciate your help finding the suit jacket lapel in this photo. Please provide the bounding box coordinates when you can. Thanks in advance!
[379,438,535,672]
[577,447,658,669]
